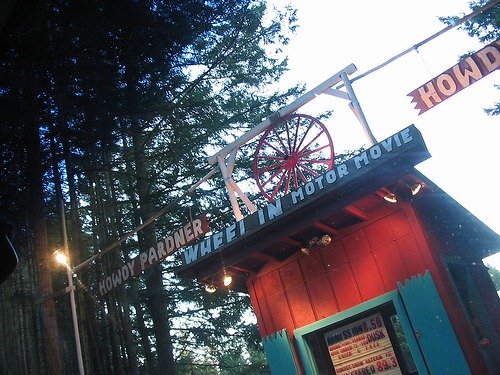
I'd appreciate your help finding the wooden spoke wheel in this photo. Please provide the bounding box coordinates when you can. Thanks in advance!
[253,113,334,202]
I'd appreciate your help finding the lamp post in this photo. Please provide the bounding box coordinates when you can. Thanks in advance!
[56,252,85,375]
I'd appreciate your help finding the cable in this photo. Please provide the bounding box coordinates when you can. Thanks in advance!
[338,0,499,87]
[72,167,216,273]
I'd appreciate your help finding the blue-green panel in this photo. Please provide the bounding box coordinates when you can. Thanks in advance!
[397,270,471,374]
[262,329,299,374]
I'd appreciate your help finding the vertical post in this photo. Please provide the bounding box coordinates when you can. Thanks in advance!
[217,155,244,221]
[66,266,85,375]
[340,71,377,146]
[60,200,85,375]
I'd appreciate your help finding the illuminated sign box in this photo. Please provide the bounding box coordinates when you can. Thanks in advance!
[325,313,402,375]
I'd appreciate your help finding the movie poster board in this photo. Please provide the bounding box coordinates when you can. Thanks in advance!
[324,313,402,375]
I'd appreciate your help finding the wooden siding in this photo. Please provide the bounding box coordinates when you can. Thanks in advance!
[247,203,431,337]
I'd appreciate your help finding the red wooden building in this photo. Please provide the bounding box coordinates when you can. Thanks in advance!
[177,125,499,374]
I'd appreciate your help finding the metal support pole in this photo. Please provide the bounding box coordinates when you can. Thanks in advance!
[60,200,85,375]
[65,265,85,375]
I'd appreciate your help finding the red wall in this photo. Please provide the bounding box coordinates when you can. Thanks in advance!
[246,200,498,374]
[247,203,431,337]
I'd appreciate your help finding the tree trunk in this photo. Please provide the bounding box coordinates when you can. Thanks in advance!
[62,139,97,374]
[91,164,126,375]
[120,125,157,374]
[132,117,176,374]
[25,116,63,375]
[103,146,139,375]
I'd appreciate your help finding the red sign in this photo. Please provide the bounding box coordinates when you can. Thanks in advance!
[408,39,499,115]
[99,214,210,296]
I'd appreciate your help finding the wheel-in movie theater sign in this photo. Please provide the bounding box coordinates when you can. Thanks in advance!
[99,214,210,296]
[180,125,429,269]
[408,39,499,115]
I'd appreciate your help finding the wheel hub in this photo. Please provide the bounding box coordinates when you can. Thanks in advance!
[284,152,299,169]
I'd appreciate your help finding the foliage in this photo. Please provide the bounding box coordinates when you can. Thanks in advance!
[0,0,302,374]
[486,263,500,291]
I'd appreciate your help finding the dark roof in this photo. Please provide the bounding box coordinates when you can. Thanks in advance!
[411,169,499,260]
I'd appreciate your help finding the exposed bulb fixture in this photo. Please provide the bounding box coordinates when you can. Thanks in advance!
[319,234,332,246]
[205,284,217,293]
[301,234,332,255]
[55,251,67,265]
[306,237,319,248]
[410,183,422,196]
[384,192,398,203]
[380,180,422,203]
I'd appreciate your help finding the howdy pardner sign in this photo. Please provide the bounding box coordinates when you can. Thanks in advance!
[408,39,499,115]
[99,214,210,296]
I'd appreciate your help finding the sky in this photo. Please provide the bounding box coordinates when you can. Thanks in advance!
[266,0,499,266]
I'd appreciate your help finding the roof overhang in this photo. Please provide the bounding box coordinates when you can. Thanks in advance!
[411,169,500,260]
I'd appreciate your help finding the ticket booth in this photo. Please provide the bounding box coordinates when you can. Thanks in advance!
[177,125,499,374]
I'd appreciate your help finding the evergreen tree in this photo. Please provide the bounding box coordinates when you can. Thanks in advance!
[0,0,301,373]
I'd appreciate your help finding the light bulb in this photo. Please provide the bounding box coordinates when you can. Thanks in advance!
[410,183,422,196]
[300,247,310,255]
[205,284,216,293]
[320,235,332,246]
[223,274,232,287]
[55,251,68,265]
[384,193,397,203]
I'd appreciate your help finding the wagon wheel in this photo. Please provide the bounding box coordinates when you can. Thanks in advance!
[253,113,335,202]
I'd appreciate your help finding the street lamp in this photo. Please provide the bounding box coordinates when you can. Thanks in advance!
[55,251,85,375]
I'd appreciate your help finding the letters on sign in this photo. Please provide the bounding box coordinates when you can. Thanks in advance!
[181,125,429,268]
[324,313,402,375]
[98,214,210,296]
[408,39,499,115]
